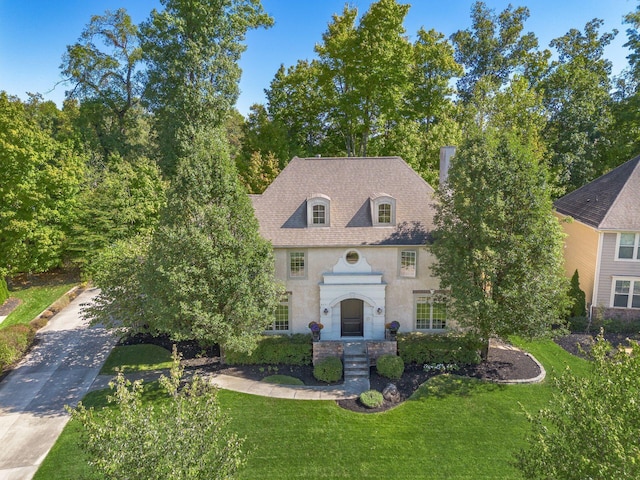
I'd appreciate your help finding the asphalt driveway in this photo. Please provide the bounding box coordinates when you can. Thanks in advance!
[0,288,116,480]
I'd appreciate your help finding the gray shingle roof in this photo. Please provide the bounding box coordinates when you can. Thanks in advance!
[554,154,640,230]
[250,156,436,247]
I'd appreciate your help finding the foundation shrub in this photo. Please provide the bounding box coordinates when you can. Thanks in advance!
[567,316,590,333]
[376,354,404,380]
[0,324,36,370]
[313,356,343,383]
[225,334,312,366]
[359,390,384,408]
[397,332,484,366]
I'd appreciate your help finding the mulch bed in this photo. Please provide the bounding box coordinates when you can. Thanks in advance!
[554,332,640,359]
[122,333,542,413]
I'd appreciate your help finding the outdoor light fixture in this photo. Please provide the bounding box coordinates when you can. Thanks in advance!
[323,308,329,315]
[376,307,383,314]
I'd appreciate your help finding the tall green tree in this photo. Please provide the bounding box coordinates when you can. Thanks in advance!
[140,0,273,177]
[140,128,282,352]
[315,0,412,156]
[0,92,84,275]
[541,19,617,195]
[68,154,166,268]
[61,8,145,159]
[608,6,640,163]
[431,129,569,340]
[451,1,547,103]
[265,61,327,160]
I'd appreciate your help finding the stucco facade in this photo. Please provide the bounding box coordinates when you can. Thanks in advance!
[275,245,440,339]
[251,156,448,340]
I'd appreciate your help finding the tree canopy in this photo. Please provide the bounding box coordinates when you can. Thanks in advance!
[431,129,569,339]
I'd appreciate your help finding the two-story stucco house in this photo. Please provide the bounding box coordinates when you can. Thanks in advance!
[250,154,451,341]
[554,155,640,321]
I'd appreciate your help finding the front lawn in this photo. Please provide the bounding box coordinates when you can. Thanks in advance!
[100,344,174,374]
[36,339,587,479]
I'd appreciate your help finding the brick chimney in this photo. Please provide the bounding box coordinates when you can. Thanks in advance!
[439,146,456,188]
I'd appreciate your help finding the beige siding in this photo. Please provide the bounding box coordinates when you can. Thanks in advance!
[556,213,599,305]
[275,246,439,334]
[595,232,640,307]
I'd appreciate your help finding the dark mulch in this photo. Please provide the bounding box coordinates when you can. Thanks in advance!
[121,333,541,413]
[0,297,22,317]
[338,341,541,413]
[554,332,640,359]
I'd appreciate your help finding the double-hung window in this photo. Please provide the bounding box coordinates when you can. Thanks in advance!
[616,233,640,260]
[400,250,417,278]
[266,296,290,331]
[415,295,447,330]
[612,278,640,309]
[289,251,306,278]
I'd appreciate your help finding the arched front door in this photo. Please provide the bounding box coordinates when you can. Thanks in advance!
[341,299,364,337]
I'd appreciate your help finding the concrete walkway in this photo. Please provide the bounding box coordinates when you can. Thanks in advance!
[0,288,117,480]
[91,370,365,400]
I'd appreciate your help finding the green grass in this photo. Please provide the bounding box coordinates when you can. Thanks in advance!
[262,374,305,385]
[1,283,77,329]
[100,344,174,374]
[36,338,588,480]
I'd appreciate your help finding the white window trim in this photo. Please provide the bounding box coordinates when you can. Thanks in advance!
[415,294,447,331]
[614,232,640,261]
[610,277,640,309]
[370,194,396,226]
[399,249,418,278]
[288,251,307,279]
[307,194,330,227]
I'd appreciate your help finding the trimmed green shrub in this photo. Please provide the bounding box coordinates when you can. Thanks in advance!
[0,277,8,305]
[359,390,384,408]
[313,356,343,383]
[225,334,312,366]
[568,270,586,318]
[397,332,484,366]
[376,354,404,380]
[0,324,36,371]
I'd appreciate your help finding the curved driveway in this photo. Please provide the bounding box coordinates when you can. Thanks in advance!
[0,288,116,480]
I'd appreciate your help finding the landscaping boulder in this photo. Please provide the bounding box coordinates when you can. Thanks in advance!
[382,383,400,403]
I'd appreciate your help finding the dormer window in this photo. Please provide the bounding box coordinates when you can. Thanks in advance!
[378,203,391,224]
[370,194,396,226]
[307,194,330,227]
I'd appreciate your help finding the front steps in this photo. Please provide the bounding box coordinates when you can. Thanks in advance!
[343,341,370,392]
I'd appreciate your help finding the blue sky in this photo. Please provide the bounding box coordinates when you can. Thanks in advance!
[0,0,636,116]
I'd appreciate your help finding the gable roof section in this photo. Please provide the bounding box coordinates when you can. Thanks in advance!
[554,154,640,230]
[250,156,436,247]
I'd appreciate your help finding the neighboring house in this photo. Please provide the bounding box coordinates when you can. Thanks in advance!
[250,154,452,341]
[554,155,640,321]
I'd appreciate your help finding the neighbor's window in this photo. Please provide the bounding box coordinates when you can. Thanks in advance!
[612,278,640,308]
[415,295,447,330]
[289,251,306,278]
[400,250,417,277]
[617,233,640,260]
